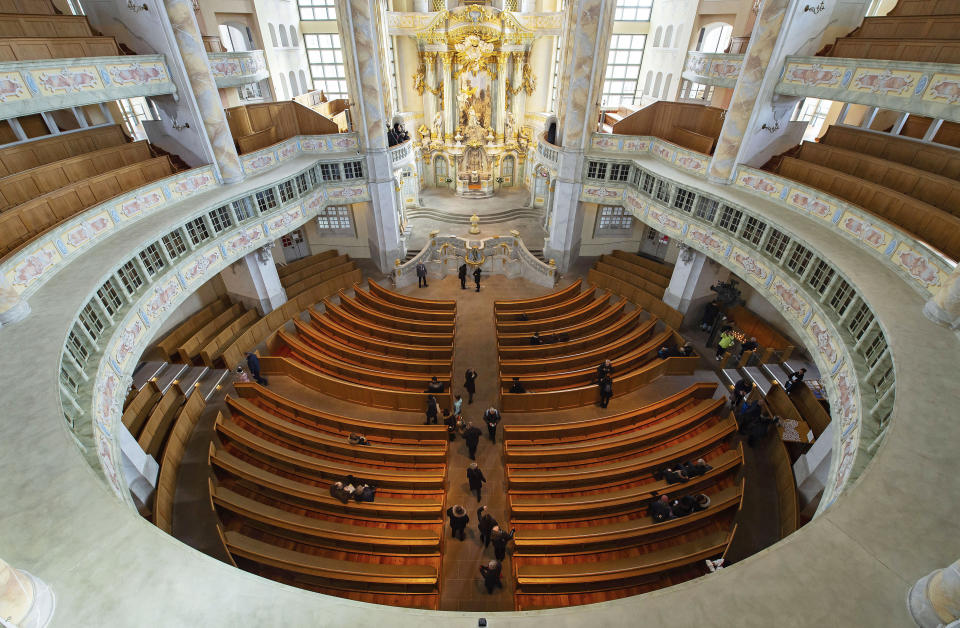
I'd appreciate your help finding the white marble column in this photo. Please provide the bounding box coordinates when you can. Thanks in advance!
[423,52,438,141]
[924,265,960,330]
[908,558,960,627]
[220,245,287,314]
[0,275,30,327]
[662,247,730,315]
[441,52,455,142]
[337,0,403,270]
[164,0,244,184]
[543,0,616,270]
[495,54,507,139]
[0,558,55,628]
[511,52,526,136]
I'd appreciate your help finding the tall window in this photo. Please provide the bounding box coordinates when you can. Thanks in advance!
[596,206,634,235]
[794,98,834,141]
[601,34,646,106]
[316,205,354,235]
[117,97,153,140]
[388,37,401,112]
[696,23,733,53]
[298,0,336,20]
[305,34,347,99]
[550,37,562,112]
[615,0,653,21]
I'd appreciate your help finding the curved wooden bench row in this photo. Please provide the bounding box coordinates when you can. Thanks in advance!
[0,13,93,38]
[509,447,743,522]
[499,316,657,377]
[495,286,597,322]
[276,250,338,279]
[121,381,162,436]
[506,417,736,489]
[819,125,960,183]
[494,279,582,313]
[279,253,351,289]
[368,279,456,312]
[177,302,246,363]
[504,397,726,465]
[336,290,455,334]
[0,34,119,61]
[776,155,960,260]
[889,0,960,16]
[292,319,450,375]
[496,299,629,347]
[215,414,446,490]
[353,283,455,322]
[233,382,448,444]
[764,429,799,539]
[209,444,445,522]
[309,311,453,361]
[502,382,718,442]
[220,267,363,370]
[513,527,733,593]
[153,391,206,532]
[271,328,451,392]
[610,249,674,280]
[596,258,668,296]
[588,269,684,330]
[513,482,743,553]
[0,156,176,259]
[0,141,153,210]
[226,396,446,466]
[788,383,831,439]
[317,300,454,347]
[498,308,640,358]
[154,296,231,362]
[199,308,258,368]
[500,328,671,393]
[854,13,960,39]
[284,260,358,299]
[496,293,612,333]
[212,482,441,554]
[0,124,128,178]
[137,386,185,458]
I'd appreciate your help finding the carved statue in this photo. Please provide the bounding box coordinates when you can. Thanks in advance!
[417,123,430,142]
[505,111,516,142]
[432,111,444,140]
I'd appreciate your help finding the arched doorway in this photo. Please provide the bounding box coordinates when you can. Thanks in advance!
[501,155,515,187]
[434,155,448,187]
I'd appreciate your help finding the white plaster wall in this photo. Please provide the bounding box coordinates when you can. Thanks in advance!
[577,202,647,257]
[303,202,373,259]
[396,36,421,114]
[253,0,312,99]
[528,36,554,113]
[636,0,700,102]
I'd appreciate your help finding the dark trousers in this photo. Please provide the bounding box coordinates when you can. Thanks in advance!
[487,424,497,442]
[494,546,506,561]
[600,392,612,408]
[475,279,481,292]
[467,444,478,460]
[460,275,466,289]
[715,346,726,359]
[471,485,482,500]
[484,578,502,594]
[418,275,428,288]
[451,525,465,540]
[251,370,268,386]
[426,413,437,425]
[466,387,475,403]
[480,530,491,547]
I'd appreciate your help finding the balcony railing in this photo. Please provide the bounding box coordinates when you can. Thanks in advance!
[388,139,413,166]
[536,132,559,169]
[208,50,269,89]
[682,51,744,88]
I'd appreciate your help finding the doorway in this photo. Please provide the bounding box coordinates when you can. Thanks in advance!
[280,230,309,263]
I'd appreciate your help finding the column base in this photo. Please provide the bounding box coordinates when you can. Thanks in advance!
[0,298,30,327]
[18,569,56,628]
[923,300,960,330]
[908,571,944,628]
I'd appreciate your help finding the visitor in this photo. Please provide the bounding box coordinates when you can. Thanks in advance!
[464,422,482,460]
[484,407,501,442]
[477,505,498,547]
[662,466,689,484]
[678,342,694,357]
[426,375,444,394]
[657,344,674,359]
[443,409,457,440]
[715,330,735,360]
[354,482,376,502]
[490,525,516,562]
[416,261,428,288]
[446,504,469,540]
[234,365,250,384]
[425,394,439,425]
[467,462,486,500]
[747,414,779,448]
[329,481,350,504]
[700,300,720,331]
[732,378,754,408]
[529,331,542,345]
[473,266,482,292]
[682,458,712,478]
[519,312,529,321]
[738,400,763,433]
[598,375,613,409]
[784,368,807,393]
[347,433,369,446]
[479,560,503,594]
[464,368,478,404]
[739,336,759,359]
[596,359,613,381]
[509,377,526,394]
[245,352,267,385]
[452,394,463,417]
[458,262,468,290]
[649,494,674,522]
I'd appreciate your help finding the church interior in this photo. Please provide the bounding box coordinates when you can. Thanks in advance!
[0,0,958,624]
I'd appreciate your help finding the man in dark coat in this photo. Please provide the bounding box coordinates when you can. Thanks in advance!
[479,560,502,594]
[477,505,497,547]
[245,352,267,385]
[483,407,501,442]
[464,368,478,404]
[784,368,807,393]
[473,266,482,292]
[446,504,469,540]
[599,375,613,408]
[443,410,457,441]
[425,394,439,425]
[649,494,674,522]
[739,337,759,359]
[596,359,613,381]
[426,376,444,394]
[458,262,468,289]
[490,525,516,561]
[529,331,542,345]
[463,422,482,460]
[466,462,486,500]
[682,458,712,478]
[732,378,754,409]
[416,261,428,288]
[509,377,526,394]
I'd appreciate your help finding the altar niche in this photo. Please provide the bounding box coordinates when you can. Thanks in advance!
[409,5,540,198]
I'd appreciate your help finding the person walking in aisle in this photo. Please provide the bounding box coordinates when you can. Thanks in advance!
[463,422,482,460]
[477,505,498,547]
[458,262,468,290]
[245,352,268,385]
[715,330,735,360]
[416,261,428,288]
[467,462,486,500]
[446,504,469,540]
[452,394,463,417]
[479,560,502,594]
[464,368,478,404]
[473,266,482,292]
[491,526,516,562]
[424,394,439,425]
[483,406,501,442]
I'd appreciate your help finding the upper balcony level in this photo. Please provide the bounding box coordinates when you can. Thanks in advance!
[208,50,268,90]
[224,101,343,155]
[682,51,744,89]
[609,101,725,155]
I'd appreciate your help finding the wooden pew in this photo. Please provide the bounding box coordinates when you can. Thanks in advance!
[853,14,960,39]
[121,381,161,437]
[153,390,206,532]
[279,253,351,289]
[0,14,93,38]
[177,303,246,363]
[0,35,120,61]
[209,444,445,522]
[317,300,454,347]
[335,290,456,334]
[495,293,612,333]
[610,250,674,280]
[588,269,684,330]
[368,279,456,312]
[0,125,129,177]
[310,310,453,361]
[819,125,960,182]
[233,382,448,444]
[497,299,628,346]
[494,280,583,313]
[498,308,640,359]
[0,0,58,14]
[284,260,359,298]
[764,430,799,538]
[596,257,669,295]
[495,286,597,322]
[889,0,960,16]
[829,37,960,64]
[507,417,736,489]
[153,296,231,361]
[199,308,259,367]
[789,384,831,438]
[137,386,185,458]
[353,284,456,322]
[276,250,338,279]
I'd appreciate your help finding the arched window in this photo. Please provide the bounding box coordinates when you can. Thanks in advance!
[653,26,662,47]
[279,25,289,47]
[268,23,277,48]
[299,70,309,93]
[501,155,515,185]
[289,25,298,47]
[643,71,653,95]
[698,22,733,53]
[278,73,288,99]
[288,71,299,97]
[434,155,447,185]
[663,73,673,99]
[653,72,663,98]
[664,25,673,48]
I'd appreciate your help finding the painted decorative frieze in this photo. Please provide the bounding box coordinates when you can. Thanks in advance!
[682,51,744,88]
[208,51,269,89]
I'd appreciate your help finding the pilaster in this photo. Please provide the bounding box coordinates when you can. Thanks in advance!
[220,245,287,314]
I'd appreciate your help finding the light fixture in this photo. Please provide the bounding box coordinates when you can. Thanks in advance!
[803,1,825,13]
[171,119,190,131]
[126,0,148,11]
[760,121,780,133]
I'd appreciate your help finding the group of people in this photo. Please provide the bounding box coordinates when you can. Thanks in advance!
[386,122,410,147]
[528,330,570,345]
[444,503,517,594]
[736,398,780,447]
[234,351,267,386]
[655,457,713,484]
[414,262,483,292]
[648,491,711,523]
[657,342,694,359]
[329,475,376,504]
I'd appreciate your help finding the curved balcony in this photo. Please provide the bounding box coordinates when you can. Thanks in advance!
[388,139,414,167]
[682,51,744,88]
[208,50,269,89]
[536,132,559,171]
[0,54,176,119]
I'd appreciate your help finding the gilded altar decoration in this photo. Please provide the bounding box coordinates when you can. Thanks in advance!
[412,59,426,95]
[454,34,496,74]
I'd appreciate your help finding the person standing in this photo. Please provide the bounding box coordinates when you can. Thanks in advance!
[479,560,502,594]
[731,378,754,409]
[458,262,468,290]
[452,394,463,417]
[473,266,482,292]
[463,422,482,460]
[596,359,613,382]
[416,261,428,288]
[245,352,268,385]
[477,505,498,547]
[490,526,516,562]
[446,504,469,540]
[425,394,439,425]
[466,462,486,500]
[464,368,478,404]
[598,375,613,408]
[739,337,759,359]
[483,407,501,442]
[784,368,807,393]
[443,409,457,441]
